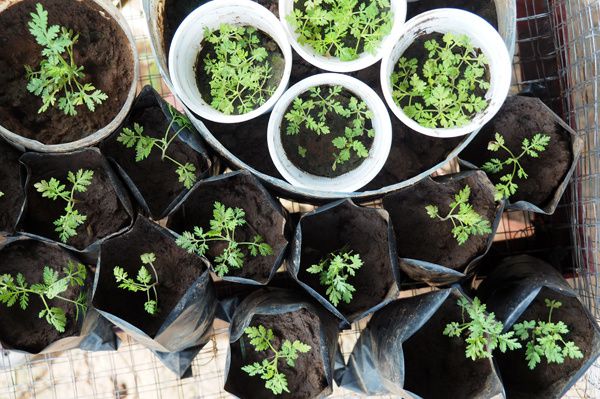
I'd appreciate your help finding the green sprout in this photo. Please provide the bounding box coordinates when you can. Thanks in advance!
[0,191,4,198]
[113,252,159,315]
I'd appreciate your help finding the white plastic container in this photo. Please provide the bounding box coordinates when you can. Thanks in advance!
[380,8,512,138]
[168,0,293,124]
[267,73,392,193]
[279,0,407,73]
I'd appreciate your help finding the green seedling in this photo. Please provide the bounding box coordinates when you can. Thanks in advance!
[113,253,159,315]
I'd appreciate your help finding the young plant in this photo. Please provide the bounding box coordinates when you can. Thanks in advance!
[113,253,159,315]
[391,33,490,128]
[306,247,363,307]
[0,191,4,198]
[202,24,275,115]
[286,0,393,61]
[482,132,551,201]
[425,185,492,246]
[241,325,311,395]
[444,296,521,361]
[0,261,88,333]
[176,201,273,277]
[117,105,197,189]
[34,169,94,243]
[25,3,107,116]
[512,299,584,370]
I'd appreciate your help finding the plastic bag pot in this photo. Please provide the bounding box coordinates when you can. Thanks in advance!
[224,288,339,399]
[0,236,116,355]
[167,170,289,285]
[0,0,138,152]
[288,199,400,326]
[92,216,217,377]
[101,85,213,220]
[382,170,503,286]
[476,255,600,399]
[17,148,134,256]
[459,96,583,214]
[0,137,24,234]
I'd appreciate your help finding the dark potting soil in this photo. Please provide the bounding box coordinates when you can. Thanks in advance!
[0,0,134,144]
[383,173,497,270]
[93,218,205,337]
[298,204,395,318]
[225,309,328,399]
[0,240,86,353]
[406,0,498,30]
[460,96,572,207]
[162,0,207,57]
[496,288,596,399]
[0,140,23,233]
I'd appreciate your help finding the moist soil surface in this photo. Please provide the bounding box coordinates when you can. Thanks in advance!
[0,139,24,233]
[0,239,86,353]
[461,96,572,207]
[225,309,328,399]
[383,173,497,270]
[298,203,395,319]
[93,217,206,337]
[20,150,131,250]
[497,287,597,399]
[406,0,498,29]
[167,173,288,283]
[0,0,134,144]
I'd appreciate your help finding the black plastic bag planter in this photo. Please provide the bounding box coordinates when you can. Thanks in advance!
[476,255,600,399]
[382,171,503,286]
[459,96,583,214]
[17,148,134,257]
[0,137,24,234]
[288,199,400,326]
[101,85,213,220]
[339,288,505,398]
[0,236,116,354]
[224,288,339,399]
[91,216,217,377]
[167,170,289,285]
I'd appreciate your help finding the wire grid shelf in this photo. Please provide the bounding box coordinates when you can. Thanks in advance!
[0,0,599,397]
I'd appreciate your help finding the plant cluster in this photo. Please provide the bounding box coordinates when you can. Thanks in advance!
[202,24,276,115]
[113,253,159,315]
[482,132,551,201]
[241,325,311,395]
[117,105,197,189]
[286,0,393,61]
[285,85,374,171]
[0,261,88,332]
[34,169,94,243]
[425,185,492,246]
[391,33,490,128]
[25,3,107,116]
[176,201,273,277]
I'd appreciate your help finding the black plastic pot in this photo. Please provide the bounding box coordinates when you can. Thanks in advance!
[0,137,24,234]
[476,255,600,398]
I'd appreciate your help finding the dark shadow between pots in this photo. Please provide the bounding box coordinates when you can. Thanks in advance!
[0,137,24,234]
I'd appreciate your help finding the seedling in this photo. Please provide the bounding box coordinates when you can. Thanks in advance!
[241,325,311,395]
[513,299,583,370]
[0,191,4,198]
[117,105,197,189]
[306,247,363,307]
[482,132,551,201]
[444,296,521,361]
[176,201,273,277]
[34,169,94,243]
[0,261,87,332]
[25,3,107,116]
[425,185,492,245]
[286,0,393,61]
[202,24,275,115]
[391,33,490,128]
[113,253,159,315]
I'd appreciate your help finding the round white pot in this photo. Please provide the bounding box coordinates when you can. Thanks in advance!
[168,0,293,124]
[380,8,512,138]
[267,73,392,193]
[279,0,407,73]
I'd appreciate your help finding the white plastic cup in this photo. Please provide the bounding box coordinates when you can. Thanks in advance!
[279,0,407,73]
[168,0,293,124]
[380,8,512,138]
[267,73,392,193]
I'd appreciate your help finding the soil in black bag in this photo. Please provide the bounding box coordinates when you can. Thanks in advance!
[0,140,23,233]
[226,309,328,399]
[162,0,207,56]
[406,0,498,29]
[0,0,134,144]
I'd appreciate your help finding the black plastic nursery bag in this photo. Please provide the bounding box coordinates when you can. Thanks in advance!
[0,137,24,234]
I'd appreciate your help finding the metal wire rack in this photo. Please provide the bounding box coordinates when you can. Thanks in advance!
[1,0,599,397]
